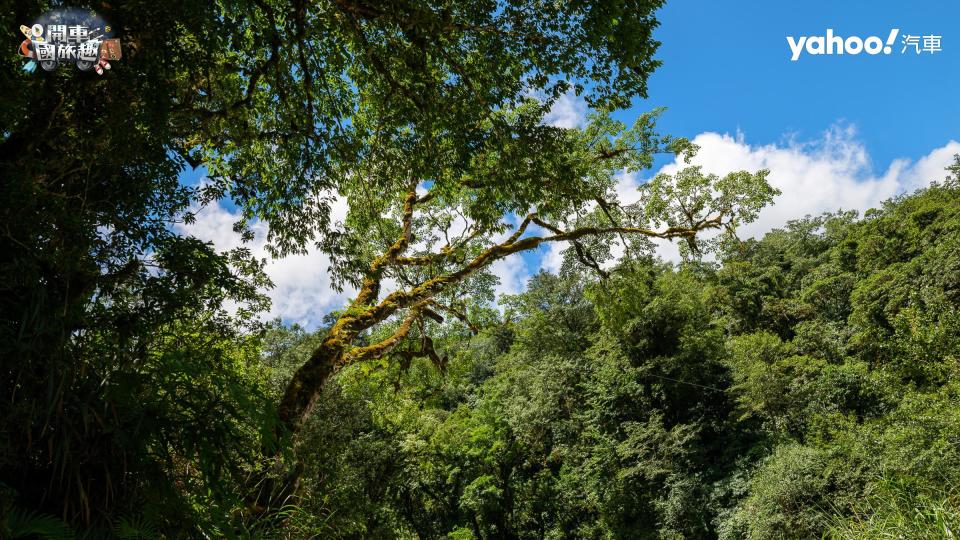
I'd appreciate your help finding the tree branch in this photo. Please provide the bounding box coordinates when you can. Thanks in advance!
[354,184,420,306]
[342,303,424,363]
[428,300,478,334]
[356,213,723,330]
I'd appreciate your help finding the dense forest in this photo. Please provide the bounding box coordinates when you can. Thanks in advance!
[3,0,960,538]
[256,179,960,539]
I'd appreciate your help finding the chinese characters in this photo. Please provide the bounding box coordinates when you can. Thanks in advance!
[17,10,121,73]
[901,34,942,54]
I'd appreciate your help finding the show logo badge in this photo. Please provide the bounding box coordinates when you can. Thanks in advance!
[17,8,121,74]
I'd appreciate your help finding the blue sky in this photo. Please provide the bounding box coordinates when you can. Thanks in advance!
[638,0,958,169]
[182,1,960,327]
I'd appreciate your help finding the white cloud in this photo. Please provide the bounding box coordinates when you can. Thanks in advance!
[544,92,588,129]
[612,125,959,262]
[177,196,354,329]
[541,242,566,274]
[489,253,532,297]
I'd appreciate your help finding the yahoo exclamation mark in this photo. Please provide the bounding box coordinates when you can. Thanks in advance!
[884,29,899,54]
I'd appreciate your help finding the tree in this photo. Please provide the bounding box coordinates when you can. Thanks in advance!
[266,167,960,538]
[1,0,281,524]
[3,0,776,525]
[4,0,674,519]
[269,112,777,440]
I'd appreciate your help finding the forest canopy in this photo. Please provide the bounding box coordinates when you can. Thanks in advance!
[2,0,960,538]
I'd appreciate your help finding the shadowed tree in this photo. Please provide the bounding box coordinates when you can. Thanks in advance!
[2,0,777,525]
[151,0,777,441]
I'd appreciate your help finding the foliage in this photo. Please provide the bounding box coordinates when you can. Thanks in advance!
[4,0,959,536]
[256,165,960,538]
[1,507,74,540]
[2,0,677,531]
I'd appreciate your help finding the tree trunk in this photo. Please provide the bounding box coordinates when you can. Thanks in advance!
[255,262,410,512]
[248,331,349,515]
[276,337,345,435]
